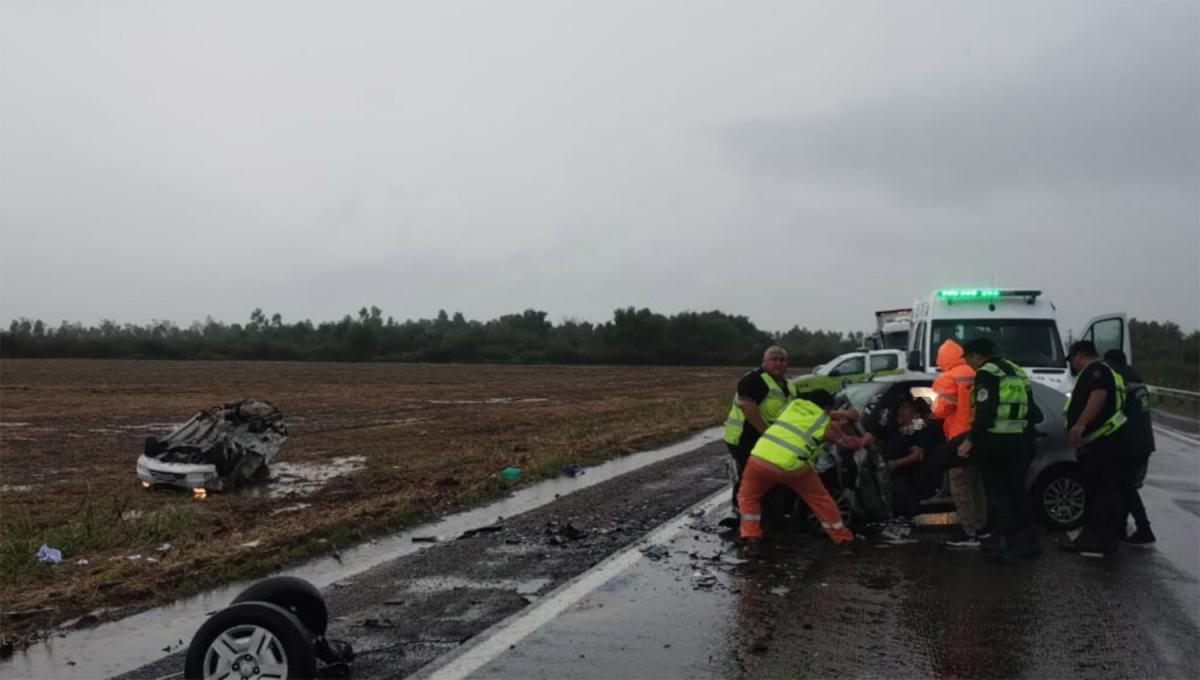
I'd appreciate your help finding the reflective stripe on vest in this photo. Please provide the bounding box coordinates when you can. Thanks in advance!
[1065,362,1128,443]
[723,372,796,445]
[973,358,1030,436]
[750,400,830,470]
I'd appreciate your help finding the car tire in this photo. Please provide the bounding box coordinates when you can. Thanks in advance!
[232,576,328,636]
[185,601,316,680]
[1032,467,1086,531]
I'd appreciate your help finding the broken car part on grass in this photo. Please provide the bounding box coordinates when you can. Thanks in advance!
[135,400,288,492]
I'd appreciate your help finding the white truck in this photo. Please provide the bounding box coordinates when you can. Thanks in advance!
[873,308,913,351]
[905,288,1130,393]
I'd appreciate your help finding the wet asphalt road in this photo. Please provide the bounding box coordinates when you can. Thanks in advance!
[425,423,1200,680]
[107,420,1199,679]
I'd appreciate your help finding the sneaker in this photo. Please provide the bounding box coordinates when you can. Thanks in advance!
[943,529,981,548]
[1122,527,1156,547]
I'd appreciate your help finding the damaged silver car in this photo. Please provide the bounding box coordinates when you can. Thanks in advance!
[136,400,288,493]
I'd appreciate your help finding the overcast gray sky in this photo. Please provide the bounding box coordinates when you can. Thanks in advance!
[2,0,1197,336]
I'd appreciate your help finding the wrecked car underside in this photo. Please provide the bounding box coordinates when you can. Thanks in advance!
[136,399,288,491]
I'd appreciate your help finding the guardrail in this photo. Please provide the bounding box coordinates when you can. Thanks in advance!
[1148,385,1200,402]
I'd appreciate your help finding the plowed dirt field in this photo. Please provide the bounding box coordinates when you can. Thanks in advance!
[0,359,744,651]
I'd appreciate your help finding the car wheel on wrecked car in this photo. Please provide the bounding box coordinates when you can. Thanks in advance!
[185,601,316,680]
[231,576,328,636]
[1032,467,1086,531]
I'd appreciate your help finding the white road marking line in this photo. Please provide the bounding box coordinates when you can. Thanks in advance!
[420,489,729,680]
[1153,424,1200,448]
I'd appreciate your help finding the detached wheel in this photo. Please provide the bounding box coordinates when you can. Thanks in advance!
[232,576,328,635]
[185,601,316,680]
[1033,467,1086,531]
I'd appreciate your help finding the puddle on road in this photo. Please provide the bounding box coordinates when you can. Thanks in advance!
[1,427,721,680]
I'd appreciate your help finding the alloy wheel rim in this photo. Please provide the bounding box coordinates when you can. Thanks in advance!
[1044,477,1086,525]
[203,624,289,680]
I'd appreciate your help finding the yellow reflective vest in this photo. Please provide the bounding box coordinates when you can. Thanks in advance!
[750,398,830,471]
[723,372,797,446]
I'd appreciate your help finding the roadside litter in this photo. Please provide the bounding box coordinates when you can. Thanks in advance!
[499,467,521,482]
[36,544,62,565]
[561,464,582,477]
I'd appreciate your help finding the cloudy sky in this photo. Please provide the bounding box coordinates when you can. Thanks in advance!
[2,1,1197,336]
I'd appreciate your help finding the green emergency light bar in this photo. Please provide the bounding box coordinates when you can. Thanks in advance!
[937,288,1042,302]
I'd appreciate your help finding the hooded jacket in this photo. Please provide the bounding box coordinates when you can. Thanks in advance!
[932,339,975,439]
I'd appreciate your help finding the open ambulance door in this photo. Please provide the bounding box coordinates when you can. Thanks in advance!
[1079,313,1131,364]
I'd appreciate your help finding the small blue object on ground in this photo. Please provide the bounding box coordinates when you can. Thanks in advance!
[37,544,63,564]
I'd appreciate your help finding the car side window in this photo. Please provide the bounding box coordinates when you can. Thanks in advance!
[870,354,898,372]
[830,356,865,377]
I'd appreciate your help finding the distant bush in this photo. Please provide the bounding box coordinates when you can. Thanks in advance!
[0,306,862,367]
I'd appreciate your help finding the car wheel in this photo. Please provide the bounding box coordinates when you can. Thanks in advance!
[1033,468,1086,531]
[185,601,316,680]
[232,576,328,636]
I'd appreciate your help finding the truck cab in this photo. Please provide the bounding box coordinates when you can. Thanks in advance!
[906,288,1130,393]
[795,349,906,393]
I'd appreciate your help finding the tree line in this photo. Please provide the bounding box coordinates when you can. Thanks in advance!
[1,310,1194,371]
[0,307,863,367]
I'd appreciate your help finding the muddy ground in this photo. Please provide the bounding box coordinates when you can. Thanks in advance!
[115,438,734,680]
[0,359,744,650]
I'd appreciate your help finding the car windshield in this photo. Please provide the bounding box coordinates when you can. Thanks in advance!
[932,319,1065,368]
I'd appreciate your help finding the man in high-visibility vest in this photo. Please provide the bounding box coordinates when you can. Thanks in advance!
[958,338,1039,565]
[1104,349,1157,547]
[738,389,873,555]
[722,346,799,526]
[1063,341,1129,557]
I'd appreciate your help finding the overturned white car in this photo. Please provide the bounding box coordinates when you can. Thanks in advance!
[136,400,288,492]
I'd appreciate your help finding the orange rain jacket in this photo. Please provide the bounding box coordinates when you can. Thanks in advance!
[932,339,975,439]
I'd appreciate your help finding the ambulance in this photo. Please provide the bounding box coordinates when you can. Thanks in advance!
[905,288,1130,393]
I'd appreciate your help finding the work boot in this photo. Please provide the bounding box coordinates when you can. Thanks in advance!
[718,516,740,530]
[742,538,765,559]
[1122,526,1156,547]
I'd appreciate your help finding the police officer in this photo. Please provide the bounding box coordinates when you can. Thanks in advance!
[1063,341,1128,557]
[1103,349,1156,546]
[722,346,799,526]
[958,338,1039,564]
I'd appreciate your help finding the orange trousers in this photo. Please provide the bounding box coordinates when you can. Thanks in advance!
[737,456,853,543]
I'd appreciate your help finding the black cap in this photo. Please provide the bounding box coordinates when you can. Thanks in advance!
[1103,348,1128,367]
[1067,340,1098,359]
[962,337,997,357]
[799,389,835,410]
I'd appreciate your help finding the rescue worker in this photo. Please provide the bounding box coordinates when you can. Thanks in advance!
[722,346,799,527]
[931,339,989,548]
[958,338,1039,564]
[738,389,874,556]
[1061,341,1128,557]
[1104,349,1157,546]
